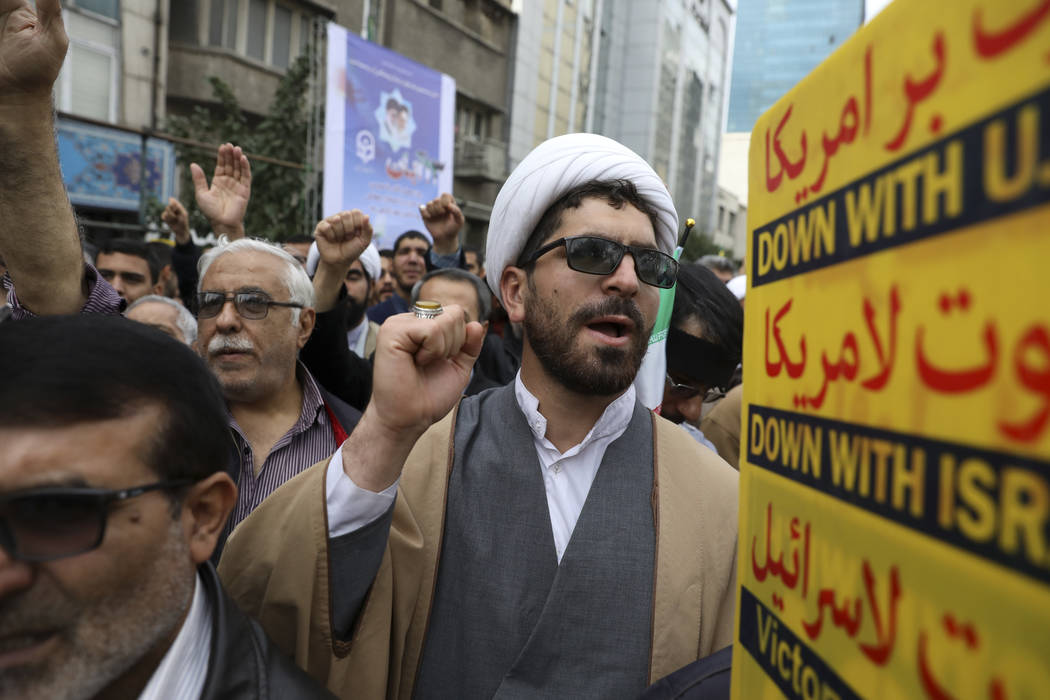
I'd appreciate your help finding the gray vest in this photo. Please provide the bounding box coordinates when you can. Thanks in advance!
[415,384,656,699]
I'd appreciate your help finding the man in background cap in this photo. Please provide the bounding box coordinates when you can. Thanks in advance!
[220,133,738,698]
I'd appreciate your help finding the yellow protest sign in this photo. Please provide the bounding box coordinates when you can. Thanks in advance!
[733,0,1050,698]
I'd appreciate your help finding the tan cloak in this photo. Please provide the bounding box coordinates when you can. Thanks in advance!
[701,385,744,470]
[218,408,739,698]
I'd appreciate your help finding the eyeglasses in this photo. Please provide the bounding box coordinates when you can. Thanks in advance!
[0,480,192,562]
[665,373,726,403]
[197,292,304,320]
[520,236,679,289]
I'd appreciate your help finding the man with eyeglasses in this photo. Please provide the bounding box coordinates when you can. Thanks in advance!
[661,262,744,453]
[0,314,334,699]
[194,237,361,542]
[220,133,739,697]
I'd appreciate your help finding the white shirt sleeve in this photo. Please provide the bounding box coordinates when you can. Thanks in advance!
[325,440,400,538]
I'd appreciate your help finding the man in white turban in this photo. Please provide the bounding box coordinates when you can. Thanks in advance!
[219,134,739,698]
[307,237,383,358]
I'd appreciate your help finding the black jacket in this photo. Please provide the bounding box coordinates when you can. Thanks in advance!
[637,646,732,700]
[171,240,202,314]
[198,563,335,699]
[301,304,373,412]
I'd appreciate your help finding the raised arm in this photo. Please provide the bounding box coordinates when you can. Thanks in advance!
[301,210,376,410]
[0,0,85,314]
[191,143,251,240]
[311,209,373,312]
[343,307,484,491]
[163,197,202,307]
[419,193,464,258]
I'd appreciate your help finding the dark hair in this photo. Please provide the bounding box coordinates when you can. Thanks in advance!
[670,262,743,366]
[394,230,430,253]
[97,238,161,284]
[516,179,661,266]
[147,241,173,268]
[284,235,314,245]
[698,254,737,275]
[411,268,491,322]
[0,315,229,484]
[378,249,394,259]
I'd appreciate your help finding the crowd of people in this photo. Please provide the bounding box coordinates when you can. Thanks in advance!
[0,2,749,699]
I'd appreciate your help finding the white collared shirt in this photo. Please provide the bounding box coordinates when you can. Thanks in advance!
[513,374,636,560]
[326,373,637,562]
[137,573,212,700]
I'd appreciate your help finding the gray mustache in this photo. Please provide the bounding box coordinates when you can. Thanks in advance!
[208,336,254,355]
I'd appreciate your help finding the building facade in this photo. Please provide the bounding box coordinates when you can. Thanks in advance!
[725,0,863,133]
[56,0,515,245]
[508,0,735,240]
[377,0,516,246]
[712,185,746,259]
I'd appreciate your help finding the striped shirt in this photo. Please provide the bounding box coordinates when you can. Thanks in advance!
[137,573,211,700]
[224,363,337,534]
[3,265,124,319]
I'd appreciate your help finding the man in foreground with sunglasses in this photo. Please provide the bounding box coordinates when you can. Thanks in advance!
[0,315,333,699]
[220,133,738,697]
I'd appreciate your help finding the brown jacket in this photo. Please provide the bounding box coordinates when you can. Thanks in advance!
[701,384,743,470]
[218,408,739,698]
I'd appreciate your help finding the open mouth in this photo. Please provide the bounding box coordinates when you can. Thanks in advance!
[584,316,634,345]
[0,631,59,667]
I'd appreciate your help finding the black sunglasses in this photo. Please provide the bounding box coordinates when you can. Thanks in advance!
[197,291,304,320]
[0,480,193,562]
[665,373,726,403]
[520,236,679,289]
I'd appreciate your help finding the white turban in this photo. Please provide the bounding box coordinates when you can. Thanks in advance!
[306,241,382,283]
[485,133,678,302]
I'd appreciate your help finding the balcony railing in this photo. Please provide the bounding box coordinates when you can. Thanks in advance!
[455,138,507,182]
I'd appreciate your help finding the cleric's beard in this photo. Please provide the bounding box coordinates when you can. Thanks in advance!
[522,276,650,397]
[343,294,367,330]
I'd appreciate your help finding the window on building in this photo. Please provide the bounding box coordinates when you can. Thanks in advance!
[272,4,293,68]
[300,15,312,56]
[247,0,269,61]
[456,104,492,141]
[56,8,119,122]
[209,0,227,46]
[673,72,703,214]
[203,0,310,70]
[223,0,239,49]
[170,0,200,44]
[208,0,239,50]
[68,43,116,121]
[72,0,120,20]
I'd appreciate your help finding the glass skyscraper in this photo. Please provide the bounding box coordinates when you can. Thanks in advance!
[726,0,863,132]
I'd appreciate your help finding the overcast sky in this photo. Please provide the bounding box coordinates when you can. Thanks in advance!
[865,0,894,22]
